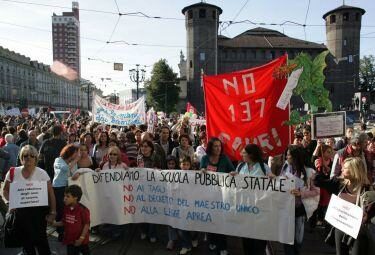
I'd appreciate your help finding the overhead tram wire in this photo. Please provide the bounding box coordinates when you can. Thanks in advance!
[303,0,311,40]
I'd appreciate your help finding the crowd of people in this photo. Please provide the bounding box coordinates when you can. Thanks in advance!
[0,114,374,255]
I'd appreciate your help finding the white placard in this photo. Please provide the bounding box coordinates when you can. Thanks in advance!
[276,68,303,110]
[311,111,346,139]
[325,194,363,239]
[5,108,21,116]
[70,169,295,244]
[9,181,48,209]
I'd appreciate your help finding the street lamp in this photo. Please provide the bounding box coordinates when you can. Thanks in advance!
[129,64,146,100]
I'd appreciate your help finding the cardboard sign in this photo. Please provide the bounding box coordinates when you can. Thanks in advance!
[325,194,363,239]
[9,181,48,209]
[311,111,346,139]
[70,169,295,244]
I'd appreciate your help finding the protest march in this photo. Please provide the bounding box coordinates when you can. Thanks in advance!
[1,49,375,255]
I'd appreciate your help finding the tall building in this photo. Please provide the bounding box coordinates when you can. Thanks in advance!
[180,2,365,113]
[52,1,81,78]
[182,3,222,113]
[323,5,365,109]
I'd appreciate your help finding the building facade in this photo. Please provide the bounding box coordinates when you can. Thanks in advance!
[0,46,81,110]
[181,2,365,112]
[52,1,81,78]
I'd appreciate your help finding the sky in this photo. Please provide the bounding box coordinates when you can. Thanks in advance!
[0,0,374,96]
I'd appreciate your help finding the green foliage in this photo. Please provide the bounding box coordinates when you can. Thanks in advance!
[145,59,180,113]
[359,55,375,92]
[284,110,311,126]
[285,50,332,126]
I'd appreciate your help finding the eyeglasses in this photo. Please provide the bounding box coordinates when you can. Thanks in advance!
[109,153,118,156]
[23,154,36,159]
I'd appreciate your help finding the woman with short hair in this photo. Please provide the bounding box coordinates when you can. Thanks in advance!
[3,145,56,254]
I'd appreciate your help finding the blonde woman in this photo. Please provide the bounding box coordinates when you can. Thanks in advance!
[315,157,375,255]
[100,146,128,170]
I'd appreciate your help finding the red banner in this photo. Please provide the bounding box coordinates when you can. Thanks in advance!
[186,102,197,114]
[203,56,289,160]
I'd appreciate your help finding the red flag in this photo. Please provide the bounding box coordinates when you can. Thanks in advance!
[186,102,197,114]
[203,56,289,160]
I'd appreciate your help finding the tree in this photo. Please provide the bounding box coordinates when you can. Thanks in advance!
[145,59,180,113]
[359,55,375,92]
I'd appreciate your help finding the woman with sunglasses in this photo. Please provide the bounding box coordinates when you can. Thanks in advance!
[100,146,128,170]
[3,145,56,254]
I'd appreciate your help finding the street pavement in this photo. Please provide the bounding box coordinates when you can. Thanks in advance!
[0,223,335,255]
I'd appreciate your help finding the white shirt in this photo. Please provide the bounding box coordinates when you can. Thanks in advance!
[5,166,50,182]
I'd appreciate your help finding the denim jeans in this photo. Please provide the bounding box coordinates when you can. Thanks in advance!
[178,230,192,249]
[284,215,305,255]
[168,226,178,241]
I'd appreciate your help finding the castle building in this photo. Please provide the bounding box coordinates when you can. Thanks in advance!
[180,2,365,113]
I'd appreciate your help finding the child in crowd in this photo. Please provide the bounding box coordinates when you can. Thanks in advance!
[166,155,179,250]
[52,185,90,255]
[178,156,199,255]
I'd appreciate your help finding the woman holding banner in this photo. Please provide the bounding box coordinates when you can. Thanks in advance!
[231,144,273,255]
[280,145,319,255]
[200,137,234,255]
[315,157,375,255]
[137,140,162,242]
[3,145,56,254]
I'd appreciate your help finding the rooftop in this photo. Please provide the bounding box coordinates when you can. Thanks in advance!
[218,27,327,49]
[182,2,223,15]
[323,5,365,19]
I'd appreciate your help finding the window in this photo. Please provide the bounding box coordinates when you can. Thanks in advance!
[252,50,257,59]
[343,39,347,46]
[343,13,349,21]
[355,13,360,21]
[199,9,206,18]
[262,50,266,59]
[212,10,216,19]
[188,10,193,19]
[330,15,336,24]
[189,60,193,68]
[270,51,276,59]
[200,52,205,61]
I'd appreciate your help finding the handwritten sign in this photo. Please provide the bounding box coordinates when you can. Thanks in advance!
[92,95,146,126]
[325,194,363,239]
[9,181,48,209]
[70,169,295,244]
[203,56,289,160]
[311,111,346,139]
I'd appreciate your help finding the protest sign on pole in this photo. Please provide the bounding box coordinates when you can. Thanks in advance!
[147,107,156,134]
[71,169,295,244]
[325,194,363,239]
[92,95,146,126]
[203,56,289,160]
[9,181,48,210]
[311,111,346,139]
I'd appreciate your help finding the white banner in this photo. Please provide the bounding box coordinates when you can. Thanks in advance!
[5,108,21,116]
[92,95,146,126]
[70,169,295,244]
[9,181,48,209]
[325,194,363,239]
